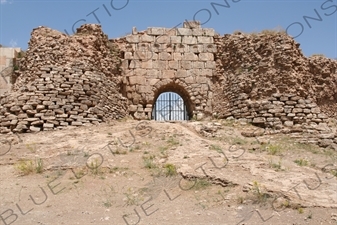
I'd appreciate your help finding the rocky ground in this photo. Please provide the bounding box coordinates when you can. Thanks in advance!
[0,119,336,225]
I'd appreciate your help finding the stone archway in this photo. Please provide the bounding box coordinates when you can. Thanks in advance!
[152,82,193,120]
[153,92,187,120]
[119,21,216,120]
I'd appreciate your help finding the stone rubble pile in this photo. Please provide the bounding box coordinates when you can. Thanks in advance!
[0,66,127,133]
[13,24,121,91]
[214,31,337,119]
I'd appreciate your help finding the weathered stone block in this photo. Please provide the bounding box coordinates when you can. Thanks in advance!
[162,70,175,78]
[203,44,217,53]
[126,35,139,43]
[137,85,152,93]
[303,109,311,113]
[286,101,297,105]
[129,60,142,69]
[43,101,54,106]
[183,21,201,28]
[48,105,60,109]
[190,45,203,53]
[146,69,160,77]
[177,28,192,36]
[173,53,182,60]
[125,43,136,52]
[318,113,328,119]
[41,116,56,120]
[268,108,284,113]
[133,51,149,60]
[185,76,195,84]
[129,105,138,112]
[295,104,306,108]
[197,36,213,43]
[182,52,198,61]
[159,52,172,60]
[306,103,317,108]
[318,133,335,139]
[284,121,294,127]
[176,70,188,78]
[141,61,153,69]
[292,108,303,113]
[10,106,21,112]
[140,34,154,42]
[170,36,181,44]
[147,27,165,35]
[155,35,170,44]
[1,121,11,126]
[290,96,301,101]
[192,28,203,36]
[280,96,289,101]
[18,114,28,119]
[168,61,179,70]
[29,126,41,132]
[199,53,214,61]
[196,76,208,83]
[201,69,213,76]
[175,44,188,53]
[182,36,197,44]
[155,61,167,70]
[43,123,54,128]
[124,52,133,59]
[311,107,321,114]
[193,61,205,69]
[252,117,266,123]
[148,79,160,86]
[202,28,215,36]
[71,121,83,126]
[205,61,216,69]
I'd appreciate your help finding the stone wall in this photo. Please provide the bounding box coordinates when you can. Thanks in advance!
[227,92,328,129]
[0,47,21,95]
[13,24,121,92]
[0,66,127,133]
[113,21,217,119]
[1,23,337,134]
[214,31,337,119]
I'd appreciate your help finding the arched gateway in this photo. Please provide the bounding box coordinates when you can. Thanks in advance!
[119,21,216,120]
[153,92,188,121]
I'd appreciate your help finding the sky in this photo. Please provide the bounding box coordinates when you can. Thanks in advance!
[0,0,336,59]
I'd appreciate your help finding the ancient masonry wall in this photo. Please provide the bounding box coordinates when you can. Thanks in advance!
[0,22,336,135]
[0,66,127,133]
[228,93,328,128]
[115,21,217,119]
[0,47,21,95]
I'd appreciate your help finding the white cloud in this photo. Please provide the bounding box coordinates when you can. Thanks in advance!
[9,39,17,47]
[1,0,12,4]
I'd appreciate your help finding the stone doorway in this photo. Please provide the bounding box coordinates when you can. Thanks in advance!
[152,92,188,121]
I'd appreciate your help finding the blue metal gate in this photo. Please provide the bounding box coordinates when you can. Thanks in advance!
[153,92,188,121]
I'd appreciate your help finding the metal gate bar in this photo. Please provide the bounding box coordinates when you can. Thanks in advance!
[153,92,188,121]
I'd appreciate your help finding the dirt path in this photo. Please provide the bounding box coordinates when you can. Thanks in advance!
[0,119,336,224]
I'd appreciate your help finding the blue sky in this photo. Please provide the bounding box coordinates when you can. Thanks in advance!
[0,0,336,59]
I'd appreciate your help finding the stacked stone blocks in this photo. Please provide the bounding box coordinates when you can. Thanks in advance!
[227,93,328,129]
[0,66,127,133]
[120,21,216,119]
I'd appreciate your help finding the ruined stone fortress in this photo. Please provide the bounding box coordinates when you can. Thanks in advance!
[1,21,337,147]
